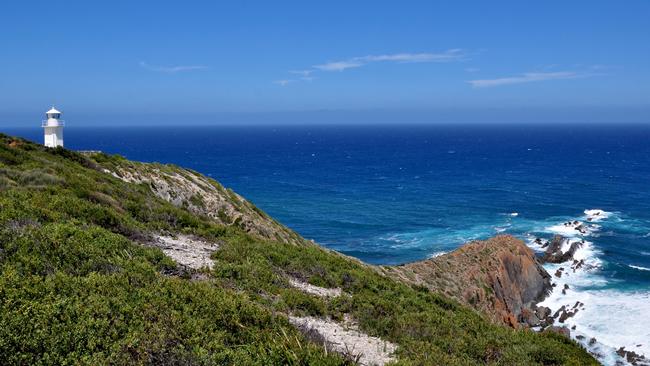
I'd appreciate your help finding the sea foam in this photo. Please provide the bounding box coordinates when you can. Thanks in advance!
[534,209,647,365]
[545,221,600,238]
[429,251,447,258]
[583,209,613,222]
[629,265,650,271]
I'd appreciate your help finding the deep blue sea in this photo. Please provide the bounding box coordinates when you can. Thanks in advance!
[5,124,650,364]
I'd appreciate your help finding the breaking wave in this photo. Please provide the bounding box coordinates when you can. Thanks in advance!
[381,208,649,365]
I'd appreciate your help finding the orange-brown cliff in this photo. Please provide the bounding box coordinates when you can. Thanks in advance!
[385,235,551,328]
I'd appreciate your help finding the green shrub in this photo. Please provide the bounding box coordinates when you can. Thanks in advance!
[19,170,63,187]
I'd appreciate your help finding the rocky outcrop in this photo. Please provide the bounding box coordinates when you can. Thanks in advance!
[616,347,649,366]
[542,235,583,264]
[385,235,552,328]
[103,160,306,246]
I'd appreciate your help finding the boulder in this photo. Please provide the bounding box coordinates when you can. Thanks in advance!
[543,235,583,264]
[559,309,578,323]
[616,347,648,365]
[518,308,540,327]
[535,306,551,319]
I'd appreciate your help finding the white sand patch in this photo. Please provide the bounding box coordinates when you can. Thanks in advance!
[289,315,397,366]
[289,278,342,298]
[155,235,218,270]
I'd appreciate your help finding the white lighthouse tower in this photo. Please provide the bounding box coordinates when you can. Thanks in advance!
[42,107,64,148]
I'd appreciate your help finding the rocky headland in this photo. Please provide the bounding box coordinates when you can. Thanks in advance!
[95,148,622,363]
[102,149,603,359]
[385,235,553,328]
[384,225,649,365]
[0,134,600,365]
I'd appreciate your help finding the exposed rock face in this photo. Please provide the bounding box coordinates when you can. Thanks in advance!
[616,347,649,366]
[386,235,552,328]
[542,235,583,264]
[105,161,305,246]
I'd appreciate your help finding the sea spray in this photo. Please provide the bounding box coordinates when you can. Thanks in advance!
[533,210,650,365]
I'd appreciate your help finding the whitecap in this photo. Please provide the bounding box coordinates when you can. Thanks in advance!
[629,265,650,271]
[429,251,447,258]
[545,221,595,238]
[583,209,613,222]
[510,212,519,217]
[526,235,548,252]
[381,234,423,250]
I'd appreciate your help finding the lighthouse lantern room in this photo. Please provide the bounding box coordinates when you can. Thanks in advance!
[43,107,64,148]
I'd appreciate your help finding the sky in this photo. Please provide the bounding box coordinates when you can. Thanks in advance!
[1,0,649,125]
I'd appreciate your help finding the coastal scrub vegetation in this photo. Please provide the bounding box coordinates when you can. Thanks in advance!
[0,134,597,365]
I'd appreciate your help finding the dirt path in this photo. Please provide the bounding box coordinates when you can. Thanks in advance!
[287,278,396,365]
[289,315,396,366]
[154,235,218,270]
[289,278,342,298]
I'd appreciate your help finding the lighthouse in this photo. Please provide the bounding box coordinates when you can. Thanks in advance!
[42,107,64,148]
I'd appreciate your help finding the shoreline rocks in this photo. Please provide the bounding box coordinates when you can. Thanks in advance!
[616,347,649,366]
[542,235,583,264]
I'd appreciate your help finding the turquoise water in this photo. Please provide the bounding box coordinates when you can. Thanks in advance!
[6,124,650,363]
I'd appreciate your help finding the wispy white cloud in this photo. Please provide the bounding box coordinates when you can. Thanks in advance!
[275,49,465,85]
[273,79,292,87]
[360,49,465,63]
[588,64,618,71]
[313,49,466,72]
[273,76,315,86]
[468,71,592,88]
[313,60,365,72]
[289,70,314,77]
[139,61,208,73]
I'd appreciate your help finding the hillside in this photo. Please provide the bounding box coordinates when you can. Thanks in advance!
[0,134,597,365]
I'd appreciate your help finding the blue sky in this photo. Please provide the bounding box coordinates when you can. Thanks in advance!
[1,0,649,125]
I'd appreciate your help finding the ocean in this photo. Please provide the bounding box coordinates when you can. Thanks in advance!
[5,123,650,365]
